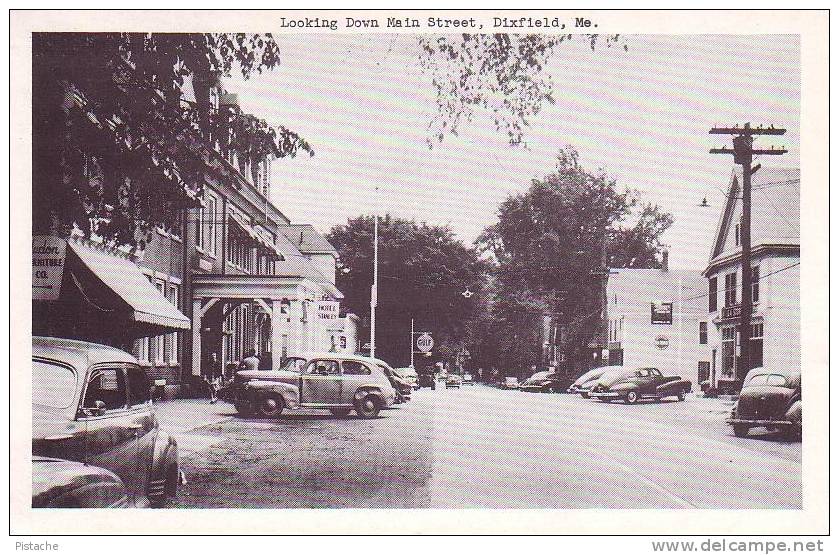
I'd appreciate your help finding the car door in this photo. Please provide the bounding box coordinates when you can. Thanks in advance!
[340,360,374,404]
[77,365,141,505]
[126,364,156,501]
[633,369,655,395]
[300,359,342,405]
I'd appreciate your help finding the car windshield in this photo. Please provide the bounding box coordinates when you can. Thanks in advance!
[280,358,307,373]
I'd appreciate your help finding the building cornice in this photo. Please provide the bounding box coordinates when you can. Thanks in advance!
[702,244,800,277]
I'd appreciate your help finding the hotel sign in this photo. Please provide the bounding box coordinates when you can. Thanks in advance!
[32,236,67,301]
[317,300,339,320]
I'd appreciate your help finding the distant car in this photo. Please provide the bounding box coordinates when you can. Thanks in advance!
[32,337,180,508]
[519,371,571,393]
[501,376,519,389]
[726,367,801,439]
[445,374,462,388]
[394,366,419,390]
[589,367,691,404]
[227,352,397,418]
[568,366,623,398]
[32,457,129,508]
[437,371,448,382]
[462,373,474,385]
[417,372,436,390]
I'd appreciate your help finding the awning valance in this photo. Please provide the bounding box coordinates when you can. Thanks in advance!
[68,240,190,330]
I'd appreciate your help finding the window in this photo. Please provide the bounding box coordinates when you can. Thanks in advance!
[166,284,180,364]
[340,336,347,350]
[134,337,150,364]
[127,366,151,407]
[751,265,760,304]
[735,223,740,247]
[708,277,718,312]
[721,327,736,379]
[724,272,737,307]
[203,192,218,255]
[153,280,166,365]
[766,374,787,387]
[698,361,710,383]
[699,322,708,345]
[32,360,77,409]
[750,322,764,368]
[82,368,127,412]
[342,361,371,375]
[306,360,339,375]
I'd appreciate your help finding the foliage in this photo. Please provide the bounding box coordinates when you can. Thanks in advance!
[418,33,626,148]
[476,147,673,373]
[32,33,312,248]
[327,215,488,367]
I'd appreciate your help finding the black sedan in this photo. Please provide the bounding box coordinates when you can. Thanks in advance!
[727,367,801,439]
[588,367,691,404]
[519,371,572,393]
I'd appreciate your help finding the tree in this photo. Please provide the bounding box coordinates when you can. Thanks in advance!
[327,215,488,367]
[418,34,626,148]
[476,147,673,374]
[32,33,312,248]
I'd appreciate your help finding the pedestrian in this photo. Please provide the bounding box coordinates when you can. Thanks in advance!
[205,352,221,404]
[240,349,260,371]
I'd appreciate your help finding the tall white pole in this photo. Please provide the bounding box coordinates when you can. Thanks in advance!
[370,210,378,360]
[410,318,414,368]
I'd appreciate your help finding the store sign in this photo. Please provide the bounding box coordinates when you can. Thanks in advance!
[721,304,743,320]
[317,300,339,320]
[651,301,673,324]
[416,333,434,353]
[32,236,67,301]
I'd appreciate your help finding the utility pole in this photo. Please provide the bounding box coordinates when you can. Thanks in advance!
[370,212,378,360]
[410,317,414,368]
[710,123,786,384]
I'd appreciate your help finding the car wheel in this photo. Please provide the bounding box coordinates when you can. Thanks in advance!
[624,390,639,404]
[329,408,352,418]
[677,391,686,401]
[733,424,750,438]
[355,394,381,418]
[257,394,284,418]
[234,400,253,417]
[580,392,590,399]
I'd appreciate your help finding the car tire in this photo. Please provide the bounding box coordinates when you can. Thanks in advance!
[256,394,284,418]
[733,424,750,438]
[677,391,686,402]
[624,390,639,404]
[580,392,590,399]
[234,400,253,417]
[329,408,352,418]
[355,394,381,418]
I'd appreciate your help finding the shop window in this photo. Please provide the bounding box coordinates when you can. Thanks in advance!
[699,322,708,345]
[724,272,737,307]
[708,277,718,312]
[750,323,764,368]
[721,327,736,379]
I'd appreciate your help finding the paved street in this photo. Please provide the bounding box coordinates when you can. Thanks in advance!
[158,386,801,509]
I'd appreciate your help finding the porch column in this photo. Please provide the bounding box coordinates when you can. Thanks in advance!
[191,298,203,377]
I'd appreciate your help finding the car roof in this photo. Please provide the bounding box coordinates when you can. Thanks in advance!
[744,367,800,380]
[295,351,393,367]
[33,336,138,368]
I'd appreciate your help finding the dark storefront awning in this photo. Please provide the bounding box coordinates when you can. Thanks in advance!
[68,240,190,330]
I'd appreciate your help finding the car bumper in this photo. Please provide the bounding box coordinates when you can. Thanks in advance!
[726,418,797,428]
[589,391,622,399]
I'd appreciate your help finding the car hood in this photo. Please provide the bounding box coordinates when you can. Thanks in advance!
[736,385,796,420]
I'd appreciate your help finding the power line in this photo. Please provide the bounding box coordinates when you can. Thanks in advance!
[679,261,800,303]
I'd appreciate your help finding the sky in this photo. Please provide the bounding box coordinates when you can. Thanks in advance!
[226,34,800,271]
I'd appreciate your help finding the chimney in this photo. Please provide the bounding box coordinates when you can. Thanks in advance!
[661,249,669,272]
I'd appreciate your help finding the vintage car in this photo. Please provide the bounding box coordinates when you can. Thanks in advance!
[567,366,624,398]
[462,372,474,385]
[726,367,801,439]
[589,367,692,404]
[445,374,463,389]
[32,337,180,508]
[519,371,572,393]
[228,352,397,418]
[394,366,419,390]
[32,456,129,508]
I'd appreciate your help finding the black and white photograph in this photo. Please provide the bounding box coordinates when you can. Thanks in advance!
[10,9,828,537]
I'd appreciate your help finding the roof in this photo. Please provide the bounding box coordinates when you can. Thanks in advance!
[277,224,338,256]
[709,167,800,262]
[33,336,138,368]
[272,256,343,299]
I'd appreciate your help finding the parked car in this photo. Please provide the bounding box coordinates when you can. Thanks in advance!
[726,367,801,439]
[500,376,520,389]
[417,371,437,390]
[462,373,474,385]
[589,367,691,404]
[394,366,419,390]
[519,371,572,393]
[227,352,397,418]
[32,456,129,508]
[445,374,463,388]
[568,366,623,398]
[32,337,180,508]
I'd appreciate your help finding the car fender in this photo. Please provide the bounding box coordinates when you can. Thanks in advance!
[354,385,386,403]
[149,429,179,497]
[609,382,636,393]
[657,379,691,394]
[244,380,300,409]
[785,399,802,423]
[33,458,129,508]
